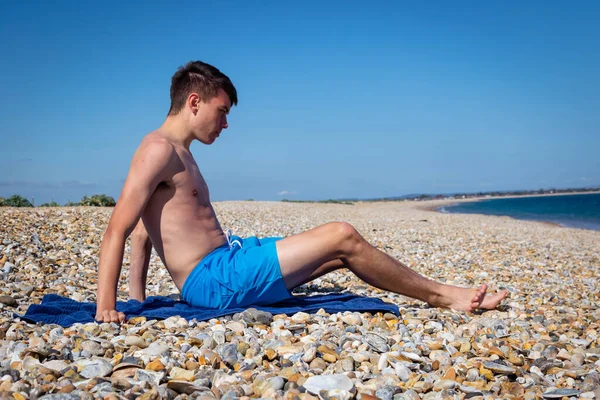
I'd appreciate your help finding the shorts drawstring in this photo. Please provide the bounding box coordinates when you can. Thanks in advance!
[225,229,243,249]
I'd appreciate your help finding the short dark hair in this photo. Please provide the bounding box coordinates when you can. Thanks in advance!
[168,61,238,115]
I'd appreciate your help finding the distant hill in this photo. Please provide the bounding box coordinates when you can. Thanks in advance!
[331,186,600,203]
[340,193,420,202]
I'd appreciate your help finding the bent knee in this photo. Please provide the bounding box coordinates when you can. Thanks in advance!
[335,221,358,238]
[328,222,362,249]
[132,219,148,237]
[131,230,150,244]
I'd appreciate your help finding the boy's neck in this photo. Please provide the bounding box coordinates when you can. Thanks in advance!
[160,115,195,150]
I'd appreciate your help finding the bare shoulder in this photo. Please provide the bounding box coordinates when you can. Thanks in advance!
[106,133,178,233]
[137,133,176,160]
[131,133,177,173]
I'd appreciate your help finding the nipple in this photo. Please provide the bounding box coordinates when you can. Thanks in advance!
[192,189,198,196]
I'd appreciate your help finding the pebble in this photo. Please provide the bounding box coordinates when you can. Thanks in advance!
[365,333,390,353]
[0,295,17,307]
[571,353,585,367]
[341,314,362,325]
[0,201,598,399]
[265,376,285,392]
[310,357,327,370]
[81,340,104,356]
[376,385,399,400]
[125,335,148,348]
[433,379,456,391]
[169,366,194,381]
[135,369,164,386]
[303,374,355,394]
[483,361,517,375]
[76,358,113,379]
[542,388,581,398]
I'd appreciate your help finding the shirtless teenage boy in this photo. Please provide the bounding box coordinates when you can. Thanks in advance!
[95,61,507,323]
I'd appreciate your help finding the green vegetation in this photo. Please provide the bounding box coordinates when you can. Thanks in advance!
[281,199,354,205]
[80,194,116,207]
[0,195,33,207]
[39,201,61,207]
[0,193,116,207]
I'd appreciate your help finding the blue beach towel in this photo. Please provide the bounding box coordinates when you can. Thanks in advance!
[16,293,399,327]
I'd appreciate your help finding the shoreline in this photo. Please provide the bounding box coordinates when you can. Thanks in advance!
[414,189,600,209]
[413,192,599,231]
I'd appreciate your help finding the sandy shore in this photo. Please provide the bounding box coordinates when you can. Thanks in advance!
[414,189,600,210]
[413,191,600,230]
[1,202,599,398]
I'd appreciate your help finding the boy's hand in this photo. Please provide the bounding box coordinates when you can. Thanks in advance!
[95,309,126,323]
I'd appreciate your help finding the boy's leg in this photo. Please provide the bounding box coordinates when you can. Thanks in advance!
[275,222,506,311]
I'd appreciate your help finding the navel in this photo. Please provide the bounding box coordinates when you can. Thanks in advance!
[192,189,198,196]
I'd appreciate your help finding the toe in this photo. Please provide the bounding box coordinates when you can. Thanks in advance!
[479,283,488,295]
[470,291,484,308]
[480,289,508,309]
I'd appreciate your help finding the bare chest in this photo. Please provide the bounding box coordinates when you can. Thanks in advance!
[172,161,210,204]
[146,156,210,208]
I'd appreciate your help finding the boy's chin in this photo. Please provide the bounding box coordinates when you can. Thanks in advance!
[198,136,216,145]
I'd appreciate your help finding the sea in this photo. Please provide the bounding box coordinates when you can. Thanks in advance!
[439,193,600,231]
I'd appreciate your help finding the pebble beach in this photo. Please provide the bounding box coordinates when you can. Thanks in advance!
[1,200,599,399]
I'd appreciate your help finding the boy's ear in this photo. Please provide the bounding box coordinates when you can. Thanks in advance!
[187,93,201,114]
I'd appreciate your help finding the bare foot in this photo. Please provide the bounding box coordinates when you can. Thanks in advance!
[434,283,507,312]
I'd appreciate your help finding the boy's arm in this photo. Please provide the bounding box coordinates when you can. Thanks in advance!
[129,219,152,302]
[95,140,173,323]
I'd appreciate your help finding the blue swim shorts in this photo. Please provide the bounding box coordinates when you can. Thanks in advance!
[181,235,293,309]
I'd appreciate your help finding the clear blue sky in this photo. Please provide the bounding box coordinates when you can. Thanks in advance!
[1,1,599,205]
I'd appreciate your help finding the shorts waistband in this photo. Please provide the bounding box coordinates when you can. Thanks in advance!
[181,232,242,299]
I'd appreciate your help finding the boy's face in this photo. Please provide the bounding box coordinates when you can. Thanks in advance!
[192,89,232,145]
